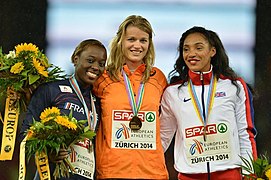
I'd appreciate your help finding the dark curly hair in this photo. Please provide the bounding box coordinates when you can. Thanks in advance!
[169,26,241,93]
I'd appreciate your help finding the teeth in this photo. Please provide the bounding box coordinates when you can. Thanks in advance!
[132,50,141,55]
[87,72,97,78]
[189,60,197,65]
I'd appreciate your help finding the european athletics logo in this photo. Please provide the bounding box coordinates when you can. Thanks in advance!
[189,139,204,155]
[115,123,131,139]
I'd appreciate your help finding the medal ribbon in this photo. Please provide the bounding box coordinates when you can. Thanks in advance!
[0,87,20,160]
[35,151,51,180]
[18,136,27,180]
[122,70,145,116]
[188,73,217,126]
[69,75,97,131]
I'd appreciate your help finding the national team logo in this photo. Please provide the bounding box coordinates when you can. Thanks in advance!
[189,139,204,155]
[115,123,131,139]
[59,85,73,93]
[64,102,84,114]
[215,91,226,98]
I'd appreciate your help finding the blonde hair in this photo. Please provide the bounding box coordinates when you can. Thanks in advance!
[107,15,155,83]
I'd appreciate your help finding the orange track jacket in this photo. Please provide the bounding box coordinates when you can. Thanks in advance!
[93,64,169,179]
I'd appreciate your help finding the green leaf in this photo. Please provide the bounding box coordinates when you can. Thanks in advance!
[68,110,73,119]
[0,66,10,71]
[21,70,30,77]
[78,120,88,125]
[80,130,96,139]
[239,154,254,175]
[13,81,24,91]
[29,74,40,85]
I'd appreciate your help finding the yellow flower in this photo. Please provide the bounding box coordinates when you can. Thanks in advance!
[33,57,49,77]
[15,43,39,56]
[10,62,24,74]
[55,116,77,130]
[41,117,53,124]
[40,107,60,123]
[38,55,49,68]
[266,168,271,179]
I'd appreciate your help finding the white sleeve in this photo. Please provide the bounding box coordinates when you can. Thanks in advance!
[160,88,178,152]
[235,81,257,165]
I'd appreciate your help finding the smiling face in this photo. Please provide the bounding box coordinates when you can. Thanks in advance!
[73,45,107,88]
[183,32,216,72]
[122,25,150,70]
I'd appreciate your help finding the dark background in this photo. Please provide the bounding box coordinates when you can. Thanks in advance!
[0,0,270,179]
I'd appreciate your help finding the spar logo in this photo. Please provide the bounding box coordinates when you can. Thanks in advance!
[115,123,131,139]
[185,124,217,138]
[113,110,145,121]
[190,139,204,155]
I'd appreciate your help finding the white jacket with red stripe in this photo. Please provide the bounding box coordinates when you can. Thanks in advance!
[160,69,257,174]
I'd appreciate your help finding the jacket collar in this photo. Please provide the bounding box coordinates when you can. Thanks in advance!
[123,64,146,75]
[188,66,213,86]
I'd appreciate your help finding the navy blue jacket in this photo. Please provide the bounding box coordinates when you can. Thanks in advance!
[19,79,101,180]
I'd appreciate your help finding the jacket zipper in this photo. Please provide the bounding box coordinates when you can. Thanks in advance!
[200,72,207,141]
[201,72,211,180]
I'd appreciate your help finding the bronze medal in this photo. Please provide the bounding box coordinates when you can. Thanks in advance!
[129,116,142,130]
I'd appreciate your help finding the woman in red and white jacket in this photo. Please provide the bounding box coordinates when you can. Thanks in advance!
[160,26,257,180]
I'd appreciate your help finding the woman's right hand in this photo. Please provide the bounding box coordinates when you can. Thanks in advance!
[49,148,69,163]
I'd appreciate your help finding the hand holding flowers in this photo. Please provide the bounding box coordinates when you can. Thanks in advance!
[24,107,96,179]
[1,43,66,161]
[0,43,65,111]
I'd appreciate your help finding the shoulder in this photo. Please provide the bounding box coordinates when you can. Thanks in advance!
[219,75,247,87]
[164,82,182,93]
[34,79,70,94]
[149,67,167,81]
[151,67,166,77]
[96,70,112,83]
[93,71,114,96]
[39,79,69,86]
[149,67,167,88]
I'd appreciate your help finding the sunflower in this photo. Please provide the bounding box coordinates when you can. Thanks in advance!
[33,57,49,77]
[15,43,39,56]
[55,116,77,130]
[40,107,60,123]
[266,168,271,179]
[38,55,49,68]
[25,106,95,180]
[10,62,24,74]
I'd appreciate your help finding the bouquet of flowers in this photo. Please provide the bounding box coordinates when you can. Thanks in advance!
[240,153,271,180]
[0,43,65,111]
[25,107,96,179]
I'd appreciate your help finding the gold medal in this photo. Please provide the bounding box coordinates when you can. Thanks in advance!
[129,116,142,130]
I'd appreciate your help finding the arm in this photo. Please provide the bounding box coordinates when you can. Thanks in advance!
[236,79,257,161]
[19,83,52,141]
[160,88,178,152]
